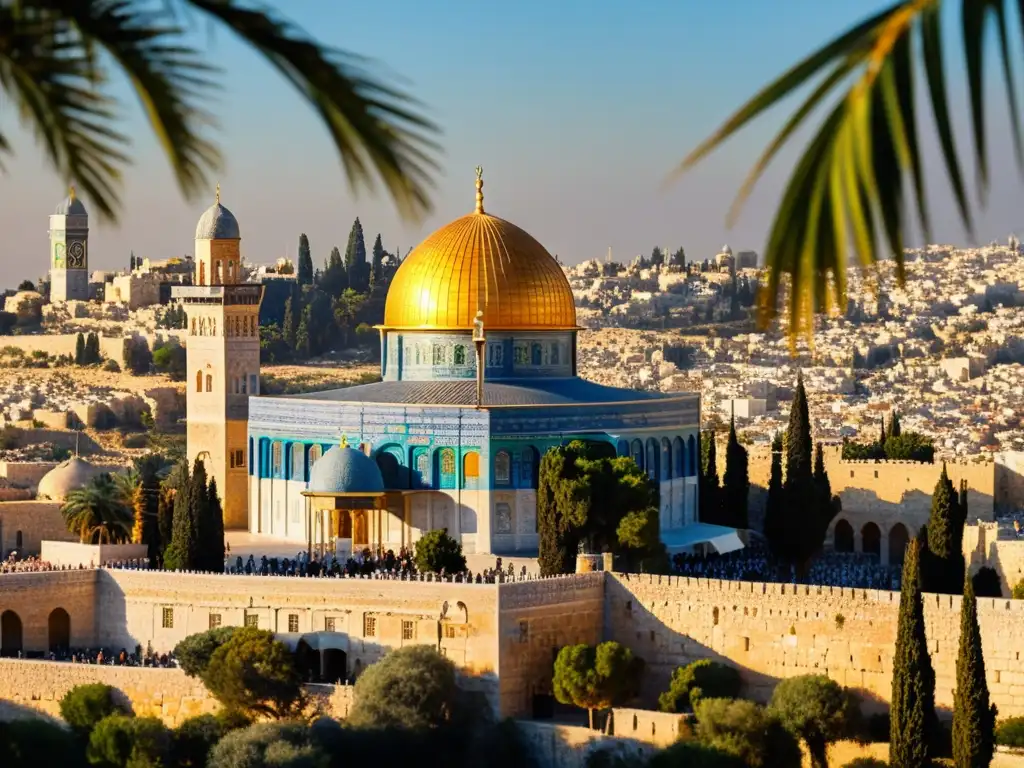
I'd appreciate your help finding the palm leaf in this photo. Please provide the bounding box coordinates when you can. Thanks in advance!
[670,0,1022,336]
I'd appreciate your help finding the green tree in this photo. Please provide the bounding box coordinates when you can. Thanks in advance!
[202,626,302,719]
[152,342,186,381]
[297,234,313,286]
[769,675,854,768]
[693,698,802,768]
[319,246,348,297]
[669,247,686,269]
[130,454,165,566]
[344,217,369,292]
[814,443,838,548]
[700,431,720,524]
[61,473,134,544]
[763,432,785,558]
[348,645,459,731]
[59,683,125,740]
[75,332,86,365]
[172,714,235,768]
[164,460,202,570]
[0,718,86,768]
[658,659,742,714]
[0,2,438,224]
[891,412,902,438]
[952,576,997,768]
[87,715,170,768]
[371,233,386,289]
[175,627,240,678]
[86,332,101,364]
[890,537,938,768]
[925,464,965,595]
[332,288,368,348]
[156,485,175,566]
[650,246,665,267]
[647,742,746,768]
[413,528,466,574]
[295,306,311,358]
[203,476,225,572]
[282,295,297,350]
[721,417,749,529]
[553,642,643,730]
[207,722,324,768]
[783,373,821,571]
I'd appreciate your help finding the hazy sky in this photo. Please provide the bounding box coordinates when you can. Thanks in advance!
[1,0,1023,278]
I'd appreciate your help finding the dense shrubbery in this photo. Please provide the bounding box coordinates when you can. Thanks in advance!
[658,660,742,713]
[412,528,466,574]
[841,415,934,463]
[996,716,1024,747]
[58,683,126,739]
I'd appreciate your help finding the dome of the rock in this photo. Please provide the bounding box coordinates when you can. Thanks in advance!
[382,171,577,331]
[307,445,384,495]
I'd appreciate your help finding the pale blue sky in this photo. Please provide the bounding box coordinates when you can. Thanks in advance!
[1,0,1022,278]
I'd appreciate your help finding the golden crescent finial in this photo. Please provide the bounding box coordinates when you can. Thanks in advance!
[340,434,348,448]
[474,166,484,214]
[68,184,76,202]
[215,183,221,205]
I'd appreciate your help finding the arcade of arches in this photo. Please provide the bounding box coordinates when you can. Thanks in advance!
[831,518,912,566]
[1,607,71,657]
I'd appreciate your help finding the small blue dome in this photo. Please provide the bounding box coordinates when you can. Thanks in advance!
[195,202,240,240]
[307,445,384,495]
[56,194,87,216]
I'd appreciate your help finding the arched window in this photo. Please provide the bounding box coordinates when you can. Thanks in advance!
[889,523,909,566]
[646,439,659,482]
[441,449,456,475]
[463,451,480,488]
[432,345,445,365]
[861,522,881,558]
[494,451,511,485]
[531,343,543,365]
[215,260,223,283]
[195,370,202,392]
[454,345,466,365]
[673,436,684,477]
[616,439,629,457]
[291,444,305,482]
[687,435,697,475]
[205,374,213,392]
[661,437,672,479]
[630,439,644,471]
[521,447,539,489]
[271,442,283,477]
[834,520,854,552]
[308,444,323,470]
[550,344,560,365]
[412,448,430,489]
[436,448,456,489]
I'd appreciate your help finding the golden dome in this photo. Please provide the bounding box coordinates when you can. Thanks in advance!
[382,169,577,331]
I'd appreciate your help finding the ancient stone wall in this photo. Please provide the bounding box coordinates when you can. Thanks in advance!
[0,500,73,556]
[0,570,97,651]
[0,659,353,727]
[497,572,605,717]
[604,573,1024,717]
[965,523,1024,595]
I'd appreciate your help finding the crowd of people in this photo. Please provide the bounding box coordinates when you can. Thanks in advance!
[36,646,177,668]
[0,553,85,574]
[671,541,902,590]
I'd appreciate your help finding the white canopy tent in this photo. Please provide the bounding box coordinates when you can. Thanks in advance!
[661,523,745,555]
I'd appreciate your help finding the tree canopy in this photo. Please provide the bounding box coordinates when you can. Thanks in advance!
[201,627,303,719]
[552,641,643,729]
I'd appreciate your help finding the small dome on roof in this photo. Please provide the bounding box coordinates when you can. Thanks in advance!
[56,190,87,216]
[195,202,240,240]
[307,445,384,495]
[37,456,102,502]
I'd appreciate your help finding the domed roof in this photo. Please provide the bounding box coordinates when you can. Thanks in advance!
[382,169,577,331]
[307,445,384,495]
[37,456,102,502]
[56,188,87,216]
[195,185,240,240]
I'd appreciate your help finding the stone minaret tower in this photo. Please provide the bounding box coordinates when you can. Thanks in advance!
[173,186,263,529]
[49,187,90,302]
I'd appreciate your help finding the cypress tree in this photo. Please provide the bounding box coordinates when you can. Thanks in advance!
[205,477,225,572]
[890,537,938,768]
[282,295,297,349]
[538,446,576,576]
[784,373,817,570]
[297,233,313,286]
[890,411,902,438]
[157,486,174,566]
[813,443,836,545]
[926,464,965,595]
[880,415,888,446]
[721,417,749,529]
[165,463,194,570]
[764,432,785,558]
[75,332,85,365]
[344,217,368,292]
[371,233,385,289]
[952,576,997,768]
[86,332,100,364]
[186,459,208,570]
[699,431,719,524]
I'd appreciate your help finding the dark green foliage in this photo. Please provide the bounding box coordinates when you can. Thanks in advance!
[156,486,174,565]
[881,416,887,445]
[890,411,902,437]
[282,295,297,349]
[151,342,186,380]
[890,538,938,768]
[781,373,822,570]
[205,477,225,571]
[658,659,741,713]
[769,674,854,768]
[814,443,840,548]
[413,527,466,574]
[122,336,153,375]
[207,721,324,768]
[699,430,720,524]
[971,567,1002,598]
[371,233,385,288]
[87,715,170,768]
[952,576,997,768]
[1014,580,1024,600]
[348,645,459,731]
[925,464,966,595]
[553,642,643,730]
[174,626,240,677]
[17,279,35,290]
[319,246,348,297]
[157,303,187,330]
[763,432,785,556]
[85,332,101,364]
[134,454,164,566]
[843,760,889,768]
[173,712,249,767]
[75,332,86,364]
[647,742,746,768]
[537,440,659,575]
[669,247,686,268]
[995,716,1024,747]
[59,683,125,740]
[721,418,749,529]
[842,429,934,463]
[0,718,86,768]
[297,233,313,286]
[202,626,302,719]
[344,217,369,292]
[650,246,664,266]
[693,698,802,768]
[165,460,222,572]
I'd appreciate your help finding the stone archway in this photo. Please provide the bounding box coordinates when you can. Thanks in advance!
[1,610,23,657]
[48,608,70,652]
[834,520,854,553]
[861,522,881,559]
[888,523,910,567]
[322,649,347,683]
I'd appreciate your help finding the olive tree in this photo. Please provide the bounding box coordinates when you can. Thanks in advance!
[553,641,643,730]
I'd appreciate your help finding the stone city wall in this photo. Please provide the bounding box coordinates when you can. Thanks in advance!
[604,573,1024,718]
[497,572,605,717]
[515,720,655,768]
[964,522,1024,596]
[0,659,354,727]
[0,500,74,556]
[0,569,97,650]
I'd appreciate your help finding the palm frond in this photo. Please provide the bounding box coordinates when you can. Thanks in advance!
[670,0,1019,336]
[184,0,441,222]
